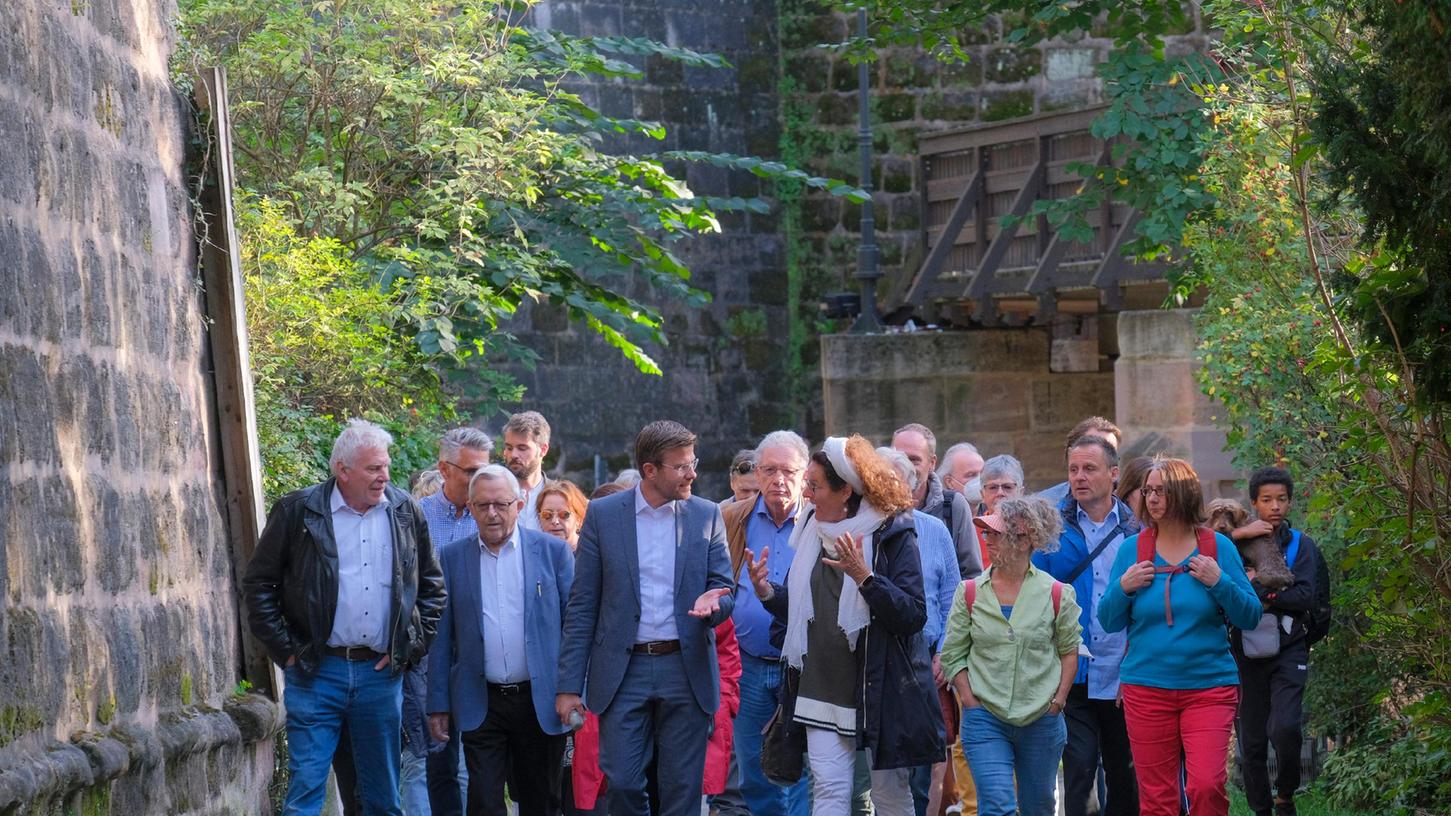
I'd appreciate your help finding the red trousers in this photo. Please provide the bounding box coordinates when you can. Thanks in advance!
[1120,683,1240,816]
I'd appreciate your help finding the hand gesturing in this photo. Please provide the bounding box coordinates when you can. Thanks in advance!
[822,532,871,584]
[743,547,773,600]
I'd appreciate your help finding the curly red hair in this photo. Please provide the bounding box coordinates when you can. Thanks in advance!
[844,435,915,515]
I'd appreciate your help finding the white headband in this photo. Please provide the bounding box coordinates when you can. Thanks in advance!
[822,436,866,494]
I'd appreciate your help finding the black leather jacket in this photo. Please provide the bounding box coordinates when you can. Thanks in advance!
[243,478,447,676]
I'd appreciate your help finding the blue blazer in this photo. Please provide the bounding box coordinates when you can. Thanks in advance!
[427,527,575,735]
[557,488,735,714]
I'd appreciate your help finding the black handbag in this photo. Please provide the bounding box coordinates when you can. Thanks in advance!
[759,666,806,785]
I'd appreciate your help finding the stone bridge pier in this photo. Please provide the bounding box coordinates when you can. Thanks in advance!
[821,309,1239,497]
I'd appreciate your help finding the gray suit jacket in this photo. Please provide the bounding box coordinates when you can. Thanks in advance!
[557,487,735,714]
[427,527,575,735]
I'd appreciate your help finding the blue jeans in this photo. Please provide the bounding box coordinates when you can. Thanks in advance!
[401,747,431,815]
[733,655,810,816]
[961,706,1067,816]
[598,651,711,816]
[283,656,404,816]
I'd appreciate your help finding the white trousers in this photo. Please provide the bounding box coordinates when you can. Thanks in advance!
[805,727,912,816]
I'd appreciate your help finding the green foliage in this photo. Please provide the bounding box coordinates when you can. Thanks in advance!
[239,199,457,500]
[1320,711,1451,813]
[179,0,865,380]
[1309,0,1451,404]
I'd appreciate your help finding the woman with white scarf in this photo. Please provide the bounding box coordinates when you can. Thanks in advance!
[744,435,946,816]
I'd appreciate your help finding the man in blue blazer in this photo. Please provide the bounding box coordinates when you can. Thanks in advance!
[427,465,575,816]
[556,420,736,816]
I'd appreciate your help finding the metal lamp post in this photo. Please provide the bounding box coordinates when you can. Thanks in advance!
[849,7,883,333]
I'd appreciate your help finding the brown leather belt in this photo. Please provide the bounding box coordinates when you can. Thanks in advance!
[632,640,681,655]
[325,645,387,662]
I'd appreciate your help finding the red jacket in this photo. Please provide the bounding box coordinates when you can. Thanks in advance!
[572,619,742,806]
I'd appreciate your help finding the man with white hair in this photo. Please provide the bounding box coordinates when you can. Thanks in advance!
[936,443,984,495]
[244,419,447,816]
[428,465,575,815]
[720,430,812,816]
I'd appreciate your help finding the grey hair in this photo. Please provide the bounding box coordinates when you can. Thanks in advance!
[995,496,1063,553]
[755,430,810,467]
[330,419,393,470]
[935,442,981,479]
[411,469,443,499]
[468,464,521,501]
[439,427,493,460]
[613,469,641,488]
[981,454,1024,487]
[893,422,938,456]
[875,446,918,493]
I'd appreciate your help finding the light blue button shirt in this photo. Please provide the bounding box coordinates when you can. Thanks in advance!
[634,487,679,642]
[418,491,477,547]
[913,510,959,650]
[734,495,797,660]
[479,526,529,683]
[1080,503,1128,699]
[328,487,394,649]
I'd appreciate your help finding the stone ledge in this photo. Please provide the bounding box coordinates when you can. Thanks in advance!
[0,693,283,809]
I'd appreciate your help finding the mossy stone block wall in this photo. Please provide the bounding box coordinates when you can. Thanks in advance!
[0,0,280,811]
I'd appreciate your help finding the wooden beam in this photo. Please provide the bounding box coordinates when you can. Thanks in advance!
[966,138,1048,319]
[903,162,985,307]
[1024,144,1111,301]
[1090,209,1144,311]
[195,67,279,700]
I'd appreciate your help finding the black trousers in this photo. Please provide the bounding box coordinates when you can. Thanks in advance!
[461,684,567,816]
[1062,683,1138,816]
[1236,642,1309,815]
[428,724,465,815]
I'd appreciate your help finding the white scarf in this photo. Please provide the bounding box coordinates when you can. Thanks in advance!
[781,501,887,670]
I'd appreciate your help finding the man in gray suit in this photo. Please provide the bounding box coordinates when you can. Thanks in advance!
[556,420,736,816]
[427,465,575,815]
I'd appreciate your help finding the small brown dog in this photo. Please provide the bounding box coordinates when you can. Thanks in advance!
[1205,498,1294,591]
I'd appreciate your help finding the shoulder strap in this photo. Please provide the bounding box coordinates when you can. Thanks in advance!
[1051,580,1063,616]
[1065,530,1115,584]
[1136,526,1158,562]
[1286,528,1302,569]
[942,489,956,532]
[962,577,977,617]
[1196,527,1217,559]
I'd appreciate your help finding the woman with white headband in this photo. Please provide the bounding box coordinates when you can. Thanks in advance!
[744,435,946,816]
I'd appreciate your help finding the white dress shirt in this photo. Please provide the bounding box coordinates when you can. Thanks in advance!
[328,487,394,649]
[518,478,547,532]
[634,486,679,643]
[479,526,530,684]
[1080,503,1129,699]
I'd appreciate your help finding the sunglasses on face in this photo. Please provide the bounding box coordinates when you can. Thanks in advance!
[539,509,574,523]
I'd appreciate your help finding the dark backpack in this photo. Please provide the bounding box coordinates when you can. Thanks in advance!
[1288,529,1333,646]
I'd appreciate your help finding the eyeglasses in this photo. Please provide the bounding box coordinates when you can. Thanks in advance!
[1141,486,1168,498]
[443,460,483,477]
[539,509,574,522]
[655,458,699,475]
[983,481,1018,493]
[759,465,801,480]
[470,501,516,515]
[733,461,756,475]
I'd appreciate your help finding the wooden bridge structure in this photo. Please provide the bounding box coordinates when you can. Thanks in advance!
[885,106,1175,326]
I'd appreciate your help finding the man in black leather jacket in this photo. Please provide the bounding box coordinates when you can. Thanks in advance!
[244,419,447,815]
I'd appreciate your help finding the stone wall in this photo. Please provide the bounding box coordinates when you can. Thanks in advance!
[820,328,1116,489]
[485,0,788,498]
[1115,309,1239,498]
[0,1,280,812]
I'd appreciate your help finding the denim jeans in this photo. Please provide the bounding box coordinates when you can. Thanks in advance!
[732,655,810,816]
[401,747,431,815]
[961,706,1067,816]
[283,656,405,816]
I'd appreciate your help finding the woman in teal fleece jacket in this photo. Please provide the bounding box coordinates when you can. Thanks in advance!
[1098,457,1262,816]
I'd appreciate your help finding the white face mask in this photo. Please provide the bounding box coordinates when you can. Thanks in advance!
[962,476,982,505]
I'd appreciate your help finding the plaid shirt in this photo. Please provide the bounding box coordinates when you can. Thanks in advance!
[417,491,478,549]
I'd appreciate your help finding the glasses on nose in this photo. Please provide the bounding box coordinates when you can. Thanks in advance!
[444,461,482,477]
[539,509,573,522]
[1142,486,1167,498]
[983,482,1017,493]
[470,501,515,515]
[657,458,699,475]
[759,466,801,480]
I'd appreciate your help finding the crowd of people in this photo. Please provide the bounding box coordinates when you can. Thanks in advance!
[242,411,1330,816]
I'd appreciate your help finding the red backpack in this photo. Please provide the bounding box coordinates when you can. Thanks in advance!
[1134,526,1218,627]
[961,575,1064,619]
